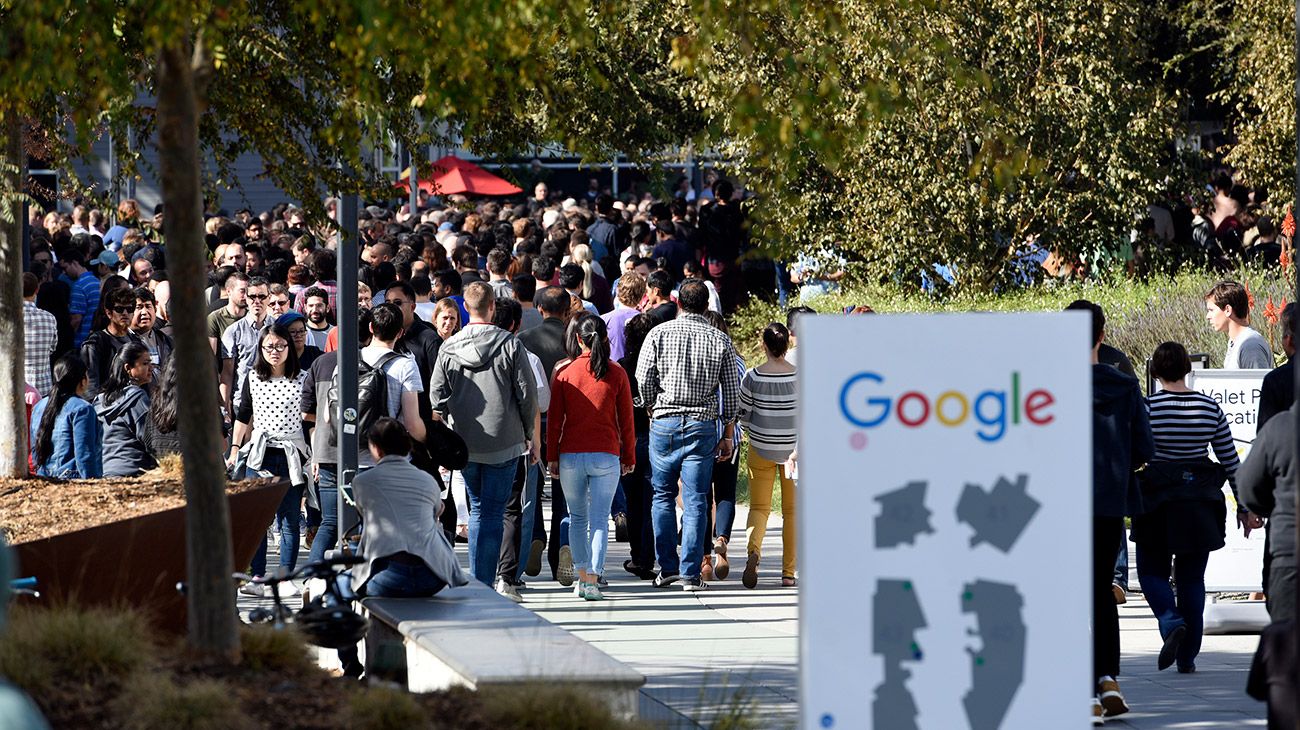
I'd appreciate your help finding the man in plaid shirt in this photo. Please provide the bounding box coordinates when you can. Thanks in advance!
[293,249,338,316]
[636,279,741,591]
[22,273,56,396]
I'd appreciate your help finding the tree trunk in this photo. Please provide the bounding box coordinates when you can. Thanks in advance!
[157,38,240,662]
[0,116,26,477]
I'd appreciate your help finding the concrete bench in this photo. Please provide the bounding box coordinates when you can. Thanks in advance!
[360,581,645,718]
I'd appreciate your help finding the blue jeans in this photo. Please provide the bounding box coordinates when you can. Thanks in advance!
[649,417,718,578]
[251,447,304,576]
[560,452,622,576]
[610,484,628,518]
[308,464,338,564]
[361,556,448,598]
[711,453,739,542]
[463,459,518,585]
[1114,527,1130,591]
[1136,546,1209,670]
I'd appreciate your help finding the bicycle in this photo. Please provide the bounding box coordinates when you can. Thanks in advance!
[234,553,369,649]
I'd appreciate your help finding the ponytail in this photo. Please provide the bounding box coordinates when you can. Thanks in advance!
[35,355,88,466]
[577,314,610,381]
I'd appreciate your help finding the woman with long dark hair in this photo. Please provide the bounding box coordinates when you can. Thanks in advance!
[547,314,636,600]
[30,354,102,479]
[94,341,157,478]
[227,325,311,595]
[145,357,182,459]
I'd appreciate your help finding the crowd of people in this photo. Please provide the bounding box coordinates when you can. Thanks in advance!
[16,172,1298,724]
[19,177,804,613]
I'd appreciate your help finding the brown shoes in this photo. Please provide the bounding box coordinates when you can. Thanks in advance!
[701,555,715,582]
[742,553,760,589]
[1112,584,1127,605]
[713,537,730,580]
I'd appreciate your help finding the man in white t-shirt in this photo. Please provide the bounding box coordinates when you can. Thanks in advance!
[1206,280,1274,369]
[361,303,426,466]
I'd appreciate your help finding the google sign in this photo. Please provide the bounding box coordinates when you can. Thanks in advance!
[838,371,1056,443]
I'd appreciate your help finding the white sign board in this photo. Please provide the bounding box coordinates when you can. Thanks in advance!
[799,312,1092,730]
[1184,368,1271,592]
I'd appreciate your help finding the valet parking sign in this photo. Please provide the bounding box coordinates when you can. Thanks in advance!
[798,312,1092,730]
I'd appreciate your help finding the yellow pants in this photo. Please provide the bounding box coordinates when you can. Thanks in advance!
[745,447,797,577]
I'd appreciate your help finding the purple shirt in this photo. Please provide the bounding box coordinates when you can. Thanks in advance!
[602,304,640,362]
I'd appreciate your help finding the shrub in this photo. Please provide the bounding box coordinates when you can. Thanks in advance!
[348,686,432,730]
[115,674,253,730]
[0,605,153,697]
[478,683,647,730]
[238,624,315,675]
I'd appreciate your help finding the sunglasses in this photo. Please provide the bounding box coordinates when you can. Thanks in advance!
[111,306,134,314]
[247,293,268,300]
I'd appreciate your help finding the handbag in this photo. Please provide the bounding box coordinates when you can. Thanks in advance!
[424,417,469,471]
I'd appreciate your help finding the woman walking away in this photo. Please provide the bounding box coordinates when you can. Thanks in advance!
[227,325,311,597]
[95,342,157,478]
[547,314,636,600]
[1134,341,1255,674]
[144,358,182,460]
[739,323,798,588]
[31,355,102,479]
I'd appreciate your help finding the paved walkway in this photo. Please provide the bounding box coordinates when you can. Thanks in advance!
[240,502,1271,728]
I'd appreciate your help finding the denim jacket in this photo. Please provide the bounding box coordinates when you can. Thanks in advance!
[30,396,103,479]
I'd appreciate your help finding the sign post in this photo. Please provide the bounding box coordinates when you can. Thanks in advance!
[799,312,1092,729]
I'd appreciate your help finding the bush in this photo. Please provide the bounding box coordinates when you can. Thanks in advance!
[238,624,315,676]
[348,686,432,730]
[732,269,1296,376]
[478,683,647,730]
[0,605,153,697]
[115,674,254,730]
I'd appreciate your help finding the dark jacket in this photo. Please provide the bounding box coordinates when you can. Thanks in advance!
[1240,404,1298,567]
[95,385,157,477]
[1258,361,1295,430]
[517,316,567,382]
[395,318,442,422]
[1092,364,1154,518]
[133,327,174,375]
[80,329,140,401]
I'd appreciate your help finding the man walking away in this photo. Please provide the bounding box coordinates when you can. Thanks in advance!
[636,279,741,591]
[1067,300,1153,724]
[429,282,537,585]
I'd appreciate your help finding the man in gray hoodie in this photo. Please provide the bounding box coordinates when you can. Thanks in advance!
[429,281,538,584]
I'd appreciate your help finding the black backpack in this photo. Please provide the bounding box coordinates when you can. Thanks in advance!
[325,351,399,449]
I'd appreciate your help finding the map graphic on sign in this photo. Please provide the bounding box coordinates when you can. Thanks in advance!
[872,579,926,730]
[874,481,935,548]
[956,474,1041,553]
[961,580,1027,729]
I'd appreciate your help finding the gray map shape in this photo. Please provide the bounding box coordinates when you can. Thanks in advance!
[874,481,935,549]
[955,474,1040,553]
[873,579,927,730]
[961,580,1026,730]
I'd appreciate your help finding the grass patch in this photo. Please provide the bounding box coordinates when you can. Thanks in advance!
[478,683,648,730]
[0,604,153,697]
[347,686,433,730]
[238,624,315,675]
[116,674,253,730]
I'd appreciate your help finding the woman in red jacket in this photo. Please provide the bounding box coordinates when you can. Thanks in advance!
[547,314,636,601]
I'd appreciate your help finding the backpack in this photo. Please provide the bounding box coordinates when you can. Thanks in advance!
[325,351,400,449]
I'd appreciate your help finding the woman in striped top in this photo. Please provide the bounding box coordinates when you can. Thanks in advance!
[738,322,798,588]
[1134,341,1255,674]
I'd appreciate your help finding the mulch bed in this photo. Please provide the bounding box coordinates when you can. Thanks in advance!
[0,472,275,544]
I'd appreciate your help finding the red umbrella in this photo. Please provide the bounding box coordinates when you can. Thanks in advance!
[394,155,523,197]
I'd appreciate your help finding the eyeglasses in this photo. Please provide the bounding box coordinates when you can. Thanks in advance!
[261,343,289,353]
[268,299,289,307]
[247,293,268,300]
[288,328,307,336]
